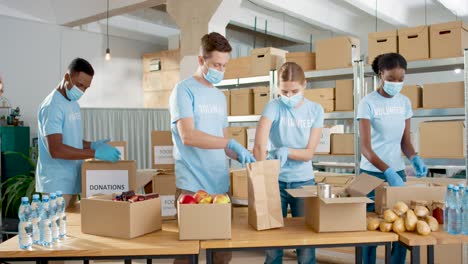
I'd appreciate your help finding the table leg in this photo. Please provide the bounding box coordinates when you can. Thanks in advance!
[83,260,90,264]
[206,249,214,264]
[124,259,132,264]
[411,246,421,264]
[190,254,198,264]
[427,245,435,264]
[355,246,363,264]
[385,243,391,264]
[146,259,152,264]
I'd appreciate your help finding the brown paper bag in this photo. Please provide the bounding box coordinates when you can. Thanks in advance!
[246,160,284,230]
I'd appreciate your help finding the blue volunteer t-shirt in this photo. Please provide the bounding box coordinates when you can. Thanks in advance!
[262,98,324,182]
[357,91,413,172]
[169,77,229,194]
[36,90,83,194]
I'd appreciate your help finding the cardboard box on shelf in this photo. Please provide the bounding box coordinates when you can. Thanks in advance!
[368,30,398,64]
[422,81,464,109]
[251,47,288,76]
[419,120,465,159]
[331,134,354,155]
[304,88,335,101]
[231,169,248,200]
[221,90,231,116]
[318,100,335,113]
[430,21,468,59]
[401,85,422,109]
[230,88,254,116]
[81,160,137,198]
[285,52,316,71]
[224,56,252,79]
[287,174,383,232]
[316,36,360,70]
[253,87,270,115]
[143,89,173,109]
[316,125,345,154]
[108,141,127,160]
[81,194,162,239]
[335,80,354,111]
[151,131,174,170]
[143,49,180,73]
[143,70,179,92]
[398,26,430,61]
[178,201,231,240]
[227,126,247,148]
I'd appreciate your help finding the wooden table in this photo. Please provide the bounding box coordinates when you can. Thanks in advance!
[201,216,399,264]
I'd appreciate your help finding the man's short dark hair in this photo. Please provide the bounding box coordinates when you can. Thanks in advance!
[201,32,232,58]
[68,58,94,76]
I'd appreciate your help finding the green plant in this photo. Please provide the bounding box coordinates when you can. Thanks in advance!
[0,151,36,217]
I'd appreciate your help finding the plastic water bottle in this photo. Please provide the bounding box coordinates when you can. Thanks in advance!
[39,195,52,247]
[30,194,42,245]
[444,184,454,231]
[56,191,67,239]
[458,183,465,197]
[448,186,462,235]
[49,192,59,242]
[18,197,32,249]
[462,188,468,235]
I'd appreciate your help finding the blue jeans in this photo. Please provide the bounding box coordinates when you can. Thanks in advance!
[360,169,407,264]
[265,179,316,264]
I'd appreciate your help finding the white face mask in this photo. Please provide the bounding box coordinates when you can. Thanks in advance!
[280,93,303,108]
[383,81,404,97]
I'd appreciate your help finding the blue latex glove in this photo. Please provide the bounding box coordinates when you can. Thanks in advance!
[227,139,256,165]
[91,139,110,150]
[95,144,121,163]
[383,168,405,187]
[411,155,428,178]
[269,147,289,167]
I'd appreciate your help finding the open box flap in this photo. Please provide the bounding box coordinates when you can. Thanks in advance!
[320,197,374,204]
[286,188,318,198]
[345,173,385,197]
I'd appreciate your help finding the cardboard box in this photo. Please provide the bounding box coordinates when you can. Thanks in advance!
[177,202,231,240]
[401,85,422,109]
[335,80,354,111]
[143,89,173,109]
[230,88,254,116]
[423,81,464,108]
[253,86,270,115]
[285,52,316,71]
[251,47,288,76]
[231,169,248,200]
[227,127,247,148]
[368,30,398,64]
[108,141,127,160]
[81,194,162,239]
[314,172,355,187]
[419,120,465,159]
[304,88,335,101]
[316,125,344,154]
[224,56,252,79]
[430,21,468,59]
[151,131,174,170]
[287,174,382,232]
[81,160,137,198]
[247,128,256,151]
[152,171,176,219]
[398,26,430,61]
[319,100,335,113]
[316,36,360,70]
[143,49,180,73]
[331,134,354,155]
[221,90,231,116]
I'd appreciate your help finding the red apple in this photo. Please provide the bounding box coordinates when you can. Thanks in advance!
[199,195,213,204]
[193,190,209,203]
[179,194,196,204]
[213,194,230,204]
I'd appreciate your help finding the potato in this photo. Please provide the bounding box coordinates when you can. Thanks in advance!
[392,217,406,233]
[367,218,381,231]
[393,201,409,216]
[380,221,393,232]
[417,220,431,236]
[425,216,439,232]
[405,209,418,232]
[384,209,398,223]
[414,206,429,218]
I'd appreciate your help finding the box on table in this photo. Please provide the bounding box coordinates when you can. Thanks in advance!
[287,174,383,232]
[430,21,468,59]
[368,30,398,64]
[285,52,316,71]
[177,201,231,240]
[81,160,137,198]
[230,88,253,116]
[151,131,174,170]
[335,80,354,111]
[250,47,288,76]
[401,85,422,109]
[422,81,464,109]
[152,170,176,220]
[221,90,231,116]
[398,26,430,61]
[419,120,465,159]
[316,36,360,70]
[224,56,252,79]
[108,141,127,160]
[316,125,344,154]
[231,169,248,200]
[81,194,162,239]
[253,86,270,115]
[227,127,247,148]
[331,134,354,155]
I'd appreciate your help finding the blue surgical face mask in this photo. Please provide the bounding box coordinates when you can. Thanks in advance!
[203,65,224,85]
[383,81,404,97]
[280,93,303,108]
[65,79,84,101]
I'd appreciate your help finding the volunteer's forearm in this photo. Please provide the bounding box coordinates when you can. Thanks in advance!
[401,140,417,160]
[253,144,267,161]
[50,144,95,160]
[361,147,390,172]
[181,129,229,149]
[288,148,315,162]
[82,140,91,149]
